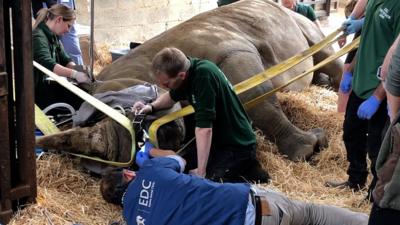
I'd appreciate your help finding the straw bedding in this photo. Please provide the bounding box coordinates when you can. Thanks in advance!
[10,48,372,224]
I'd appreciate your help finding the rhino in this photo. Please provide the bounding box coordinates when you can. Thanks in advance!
[37,0,342,166]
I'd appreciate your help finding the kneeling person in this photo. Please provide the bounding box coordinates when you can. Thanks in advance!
[132,47,268,182]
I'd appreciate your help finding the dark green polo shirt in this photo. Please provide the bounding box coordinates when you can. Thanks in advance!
[32,22,74,109]
[217,0,239,7]
[353,0,400,99]
[169,58,256,149]
[295,3,317,22]
[33,22,72,72]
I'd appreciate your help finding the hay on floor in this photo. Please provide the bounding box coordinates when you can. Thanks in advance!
[10,45,372,224]
[11,86,372,224]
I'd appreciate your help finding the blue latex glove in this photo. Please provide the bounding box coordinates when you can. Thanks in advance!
[135,149,150,167]
[340,71,353,93]
[135,141,154,167]
[343,17,364,35]
[357,95,381,120]
[142,141,154,154]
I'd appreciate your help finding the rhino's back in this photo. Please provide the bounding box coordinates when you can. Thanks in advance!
[97,0,311,86]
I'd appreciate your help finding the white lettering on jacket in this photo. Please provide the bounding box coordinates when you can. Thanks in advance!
[138,180,154,208]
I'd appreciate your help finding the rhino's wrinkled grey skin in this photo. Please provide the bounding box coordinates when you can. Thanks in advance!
[94,0,336,160]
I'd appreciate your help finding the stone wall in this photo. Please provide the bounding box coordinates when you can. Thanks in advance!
[75,0,218,46]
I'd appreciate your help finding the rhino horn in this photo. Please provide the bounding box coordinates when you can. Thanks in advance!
[36,118,131,160]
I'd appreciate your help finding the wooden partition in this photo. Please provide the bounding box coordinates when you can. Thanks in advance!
[0,0,37,224]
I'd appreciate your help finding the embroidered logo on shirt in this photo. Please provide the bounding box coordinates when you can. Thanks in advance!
[379,7,392,20]
[138,180,155,208]
[191,94,197,104]
[136,215,146,225]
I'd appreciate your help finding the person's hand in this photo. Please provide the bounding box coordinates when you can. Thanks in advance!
[189,168,206,178]
[135,149,150,167]
[142,141,154,155]
[343,17,364,35]
[357,95,381,119]
[135,142,153,167]
[72,70,91,84]
[339,71,353,93]
[132,101,152,115]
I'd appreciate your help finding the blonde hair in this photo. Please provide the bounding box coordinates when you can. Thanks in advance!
[151,47,191,78]
[33,4,75,29]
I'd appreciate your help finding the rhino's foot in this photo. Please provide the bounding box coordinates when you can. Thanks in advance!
[276,127,327,161]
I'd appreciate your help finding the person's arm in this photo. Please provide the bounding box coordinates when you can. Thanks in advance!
[194,127,212,177]
[149,148,176,157]
[350,0,367,19]
[152,92,176,111]
[132,92,176,114]
[313,20,322,30]
[372,83,387,102]
[381,35,400,81]
[53,63,76,78]
[388,94,400,121]
[383,35,400,120]
[148,149,187,173]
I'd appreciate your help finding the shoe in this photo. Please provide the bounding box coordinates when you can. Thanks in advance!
[325,180,364,191]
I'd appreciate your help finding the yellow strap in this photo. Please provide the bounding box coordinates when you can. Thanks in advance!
[33,61,136,167]
[233,28,343,94]
[149,29,353,146]
[244,37,360,109]
[35,104,60,135]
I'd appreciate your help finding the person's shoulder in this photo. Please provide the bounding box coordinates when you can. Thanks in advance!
[194,59,219,74]
[32,27,45,38]
[32,27,47,45]
[297,3,313,10]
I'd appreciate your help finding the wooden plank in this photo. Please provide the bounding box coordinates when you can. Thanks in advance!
[12,0,37,202]
[0,0,12,223]
[325,0,332,17]
[0,72,12,225]
[9,185,33,200]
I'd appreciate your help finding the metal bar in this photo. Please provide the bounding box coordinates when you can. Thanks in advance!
[12,0,36,202]
[89,0,94,79]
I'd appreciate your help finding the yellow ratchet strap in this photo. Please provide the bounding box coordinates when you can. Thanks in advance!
[35,104,60,135]
[244,37,360,109]
[149,29,354,146]
[33,61,136,167]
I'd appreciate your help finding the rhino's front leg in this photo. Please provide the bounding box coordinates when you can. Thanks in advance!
[219,51,328,161]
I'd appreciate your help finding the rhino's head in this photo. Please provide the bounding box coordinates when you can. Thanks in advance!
[36,79,186,169]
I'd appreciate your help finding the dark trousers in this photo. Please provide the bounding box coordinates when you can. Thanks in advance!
[368,204,400,225]
[343,92,388,188]
[182,143,269,183]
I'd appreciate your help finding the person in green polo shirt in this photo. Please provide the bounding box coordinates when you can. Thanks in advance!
[282,0,321,29]
[132,47,269,183]
[326,0,400,202]
[32,4,90,111]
